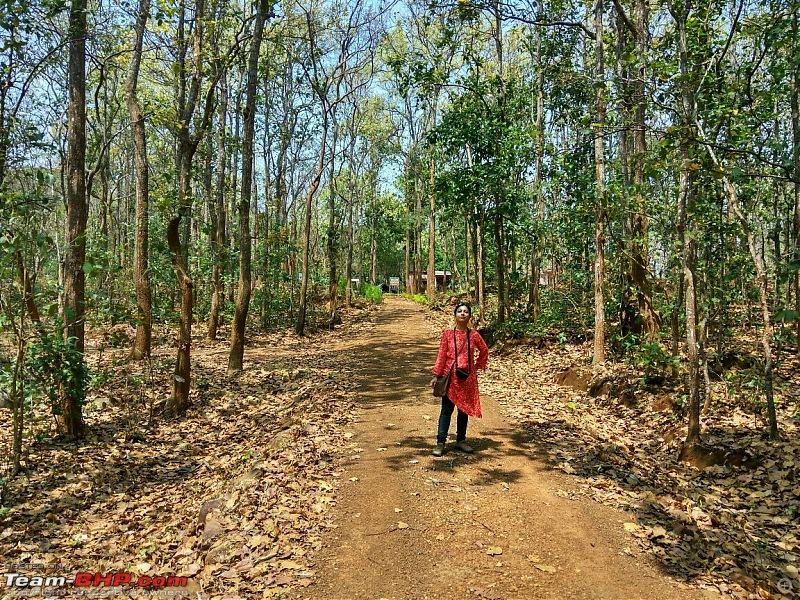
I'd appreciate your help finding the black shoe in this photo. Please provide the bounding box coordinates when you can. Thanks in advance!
[454,440,474,453]
[432,443,445,457]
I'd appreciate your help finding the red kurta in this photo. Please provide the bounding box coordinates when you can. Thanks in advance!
[432,328,489,418]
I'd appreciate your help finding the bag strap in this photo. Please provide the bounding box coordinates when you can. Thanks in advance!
[453,328,471,374]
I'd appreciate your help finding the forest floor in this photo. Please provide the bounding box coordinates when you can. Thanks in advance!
[1,296,799,600]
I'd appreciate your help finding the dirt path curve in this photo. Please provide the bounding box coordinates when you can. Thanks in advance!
[302,297,719,600]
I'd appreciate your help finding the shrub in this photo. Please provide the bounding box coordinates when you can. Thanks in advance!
[403,293,427,304]
[27,329,89,415]
[363,284,383,305]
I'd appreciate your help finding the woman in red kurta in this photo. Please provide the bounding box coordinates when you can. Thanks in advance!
[430,301,489,456]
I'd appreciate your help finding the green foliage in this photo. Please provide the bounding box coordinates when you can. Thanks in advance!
[403,293,427,305]
[619,335,679,384]
[363,284,383,305]
[27,329,89,414]
[493,284,591,344]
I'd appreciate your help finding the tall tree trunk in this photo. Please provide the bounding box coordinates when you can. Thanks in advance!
[614,3,637,336]
[168,0,218,413]
[404,156,413,292]
[345,176,355,308]
[465,219,471,298]
[369,181,377,285]
[229,80,242,253]
[630,0,659,340]
[669,0,703,446]
[15,252,41,324]
[414,171,422,294]
[529,27,544,320]
[229,0,269,371]
[697,122,779,440]
[327,118,339,321]
[344,129,357,308]
[494,212,507,323]
[492,0,507,323]
[683,223,701,447]
[10,327,25,475]
[446,230,459,291]
[260,84,273,328]
[792,8,800,356]
[127,0,152,360]
[428,159,437,301]
[476,207,487,323]
[593,0,607,365]
[60,0,87,438]
[169,152,195,412]
[296,115,328,335]
[441,231,448,294]
[208,69,227,340]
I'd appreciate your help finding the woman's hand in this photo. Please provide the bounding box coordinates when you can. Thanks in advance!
[430,376,438,387]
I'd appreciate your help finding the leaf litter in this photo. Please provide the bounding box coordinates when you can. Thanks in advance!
[2,302,799,600]
[478,333,800,600]
[0,306,386,599]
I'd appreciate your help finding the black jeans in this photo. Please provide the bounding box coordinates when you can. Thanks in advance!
[436,396,468,444]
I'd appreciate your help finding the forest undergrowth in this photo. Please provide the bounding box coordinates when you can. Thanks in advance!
[0,301,798,599]
[476,324,800,600]
[0,307,385,599]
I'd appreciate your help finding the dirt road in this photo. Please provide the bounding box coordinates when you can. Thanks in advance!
[302,297,719,600]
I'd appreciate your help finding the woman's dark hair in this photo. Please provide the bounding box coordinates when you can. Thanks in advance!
[453,301,472,316]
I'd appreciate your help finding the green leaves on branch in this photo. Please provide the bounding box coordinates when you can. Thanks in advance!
[28,329,89,415]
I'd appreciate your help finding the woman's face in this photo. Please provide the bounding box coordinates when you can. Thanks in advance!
[455,305,471,326]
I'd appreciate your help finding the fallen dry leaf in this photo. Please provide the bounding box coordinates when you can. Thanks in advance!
[533,564,557,574]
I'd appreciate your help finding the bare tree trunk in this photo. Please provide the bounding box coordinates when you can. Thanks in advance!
[208,70,227,340]
[127,0,152,360]
[166,0,220,411]
[427,159,437,301]
[229,0,269,371]
[327,119,339,320]
[529,27,544,320]
[465,219,471,298]
[414,172,422,294]
[494,212,507,323]
[169,154,195,412]
[441,231,448,294]
[11,322,25,474]
[683,231,701,446]
[344,128,357,308]
[345,179,355,308]
[404,157,412,292]
[167,217,193,412]
[15,252,41,324]
[697,122,779,440]
[369,182,377,285]
[476,208,486,323]
[792,8,800,355]
[614,2,641,336]
[296,51,329,336]
[229,80,242,253]
[630,0,659,340]
[592,0,607,365]
[450,230,462,291]
[492,0,507,324]
[296,130,326,335]
[60,0,87,438]
[668,0,703,447]
[260,79,273,328]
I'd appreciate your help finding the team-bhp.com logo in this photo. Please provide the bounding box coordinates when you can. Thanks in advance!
[3,572,189,592]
